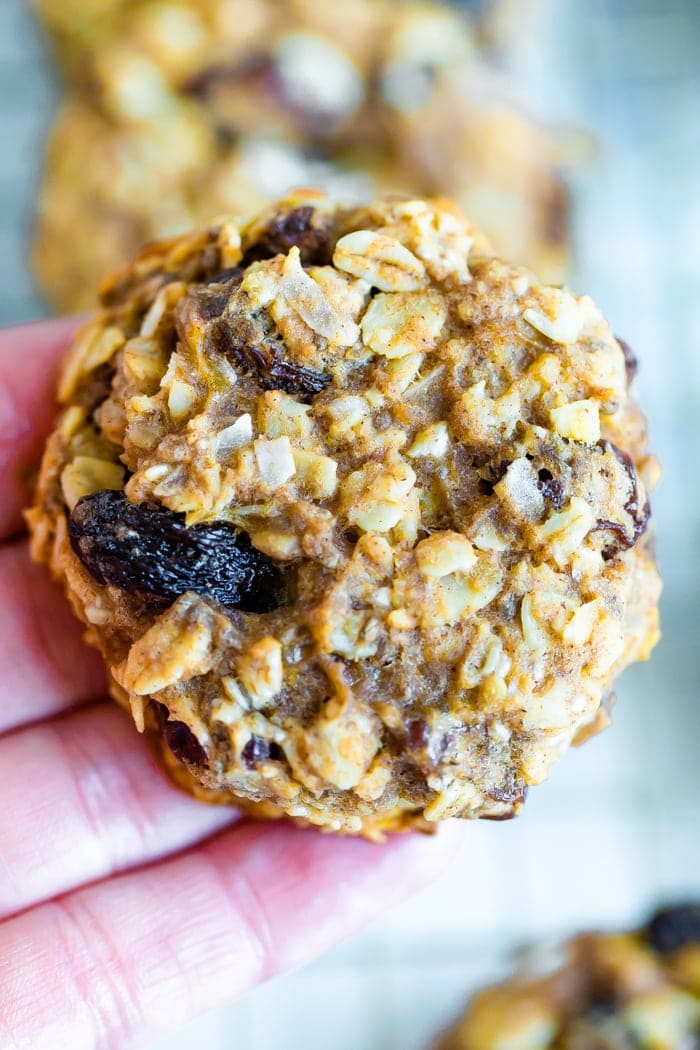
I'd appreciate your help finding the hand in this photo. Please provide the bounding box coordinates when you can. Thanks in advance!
[0,319,458,1049]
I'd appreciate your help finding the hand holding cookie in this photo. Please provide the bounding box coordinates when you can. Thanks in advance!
[0,316,458,1048]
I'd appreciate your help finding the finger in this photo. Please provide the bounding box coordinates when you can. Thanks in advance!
[0,702,240,919]
[0,821,459,1050]
[0,541,106,735]
[0,315,82,540]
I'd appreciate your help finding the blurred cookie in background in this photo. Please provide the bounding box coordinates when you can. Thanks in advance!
[436,904,700,1050]
[33,0,509,78]
[32,0,571,311]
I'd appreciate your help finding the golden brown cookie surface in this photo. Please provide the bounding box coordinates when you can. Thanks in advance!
[27,194,660,836]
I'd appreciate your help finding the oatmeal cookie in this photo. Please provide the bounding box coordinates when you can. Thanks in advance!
[32,0,569,312]
[27,193,660,837]
[438,904,700,1050]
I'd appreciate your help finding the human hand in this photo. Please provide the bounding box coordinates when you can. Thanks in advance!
[0,318,459,1049]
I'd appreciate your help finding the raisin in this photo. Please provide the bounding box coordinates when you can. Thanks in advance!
[214,316,330,400]
[152,701,209,767]
[406,719,451,765]
[482,786,527,821]
[537,468,565,510]
[163,720,208,767]
[241,736,284,768]
[616,336,638,382]
[646,904,700,954]
[69,489,286,612]
[486,782,527,804]
[596,442,650,559]
[242,206,333,267]
[406,718,430,750]
[204,265,243,288]
[583,990,619,1020]
[190,278,243,324]
[199,288,234,321]
[184,53,278,101]
[81,362,116,414]
[596,518,630,559]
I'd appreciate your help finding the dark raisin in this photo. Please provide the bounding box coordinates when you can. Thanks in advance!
[616,336,638,382]
[583,991,618,1021]
[469,450,491,469]
[163,720,208,767]
[646,904,700,954]
[198,290,231,320]
[241,736,284,768]
[537,468,565,510]
[486,782,527,804]
[204,265,244,287]
[194,270,245,320]
[595,442,650,559]
[214,316,330,400]
[184,53,278,100]
[242,206,333,267]
[81,362,116,414]
[184,63,222,98]
[406,718,430,750]
[261,353,330,398]
[69,489,286,611]
[482,785,528,821]
[596,519,628,558]
[407,719,451,765]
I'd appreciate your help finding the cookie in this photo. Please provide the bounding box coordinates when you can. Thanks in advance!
[32,0,569,312]
[27,193,660,837]
[439,904,700,1050]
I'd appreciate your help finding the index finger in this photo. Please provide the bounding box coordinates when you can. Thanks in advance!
[0,316,83,540]
[0,820,460,1049]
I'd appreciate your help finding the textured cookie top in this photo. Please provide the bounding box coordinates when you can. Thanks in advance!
[442,904,700,1050]
[28,193,660,835]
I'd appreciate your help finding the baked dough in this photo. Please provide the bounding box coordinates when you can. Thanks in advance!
[27,193,660,837]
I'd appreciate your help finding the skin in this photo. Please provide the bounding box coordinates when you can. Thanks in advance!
[0,318,459,1050]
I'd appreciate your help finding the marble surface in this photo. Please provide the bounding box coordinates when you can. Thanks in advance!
[4,1,699,1046]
